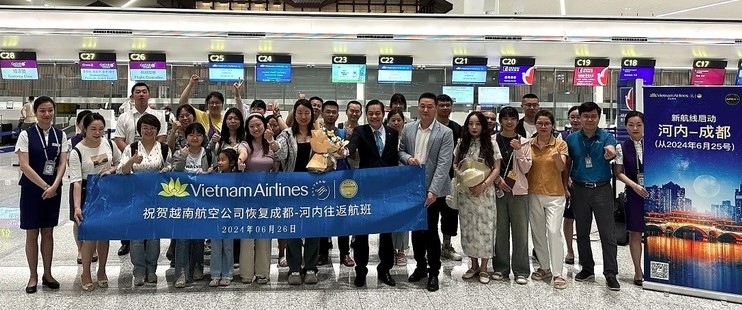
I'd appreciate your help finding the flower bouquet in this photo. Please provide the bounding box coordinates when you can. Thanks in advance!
[307,120,349,173]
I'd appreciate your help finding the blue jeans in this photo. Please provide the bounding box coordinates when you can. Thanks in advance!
[130,239,160,278]
[174,239,204,283]
[210,239,234,279]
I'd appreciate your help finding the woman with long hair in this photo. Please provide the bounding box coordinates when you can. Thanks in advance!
[276,99,321,285]
[240,113,280,284]
[527,109,569,289]
[15,96,69,293]
[454,112,501,284]
[208,107,248,171]
[384,109,410,265]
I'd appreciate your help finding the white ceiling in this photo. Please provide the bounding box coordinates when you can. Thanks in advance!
[10,0,742,19]
[488,0,742,19]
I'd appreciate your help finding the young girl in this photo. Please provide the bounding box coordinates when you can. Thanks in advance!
[209,148,239,287]
[171,123,209,288]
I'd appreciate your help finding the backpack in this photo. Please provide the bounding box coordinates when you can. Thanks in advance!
[130,141,169,166]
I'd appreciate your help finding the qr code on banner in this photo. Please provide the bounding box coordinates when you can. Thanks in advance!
[650,261,670,280]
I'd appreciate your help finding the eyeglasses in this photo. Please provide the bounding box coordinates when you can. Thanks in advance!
[208,102,221,106]
[535,122,552,127]
[523,104,539,109]
[582,114,600,120]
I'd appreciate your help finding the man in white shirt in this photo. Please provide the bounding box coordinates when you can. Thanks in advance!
[112,82,167,256]
[516,94,539,138]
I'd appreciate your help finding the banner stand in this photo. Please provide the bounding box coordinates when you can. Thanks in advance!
[644,282,742,304]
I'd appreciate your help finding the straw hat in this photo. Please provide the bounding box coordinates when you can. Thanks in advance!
[457,159,491,188]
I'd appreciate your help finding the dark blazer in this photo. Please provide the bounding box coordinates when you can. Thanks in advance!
[346,124,399,168]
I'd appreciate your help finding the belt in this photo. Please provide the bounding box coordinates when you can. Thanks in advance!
[573,181,610,189]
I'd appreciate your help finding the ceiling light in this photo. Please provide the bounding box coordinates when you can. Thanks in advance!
[657,0,739,17]
[559,0,566,16]
[122,0,139,8]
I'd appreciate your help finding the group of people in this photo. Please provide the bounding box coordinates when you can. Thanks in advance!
[15,79,648,294]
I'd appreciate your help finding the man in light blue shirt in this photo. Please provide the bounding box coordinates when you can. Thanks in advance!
[565,101,620,291]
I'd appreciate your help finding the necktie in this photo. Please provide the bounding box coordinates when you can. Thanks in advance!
[374,130,384,156]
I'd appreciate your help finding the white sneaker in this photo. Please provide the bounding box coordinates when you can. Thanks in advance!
[288,272,302,285]
[304,270,318,284]
[515,276,529,285]
[175,274,186,288]
[193,268,204,281]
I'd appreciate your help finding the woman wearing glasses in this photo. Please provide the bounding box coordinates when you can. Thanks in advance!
[527,110,569,289]
[179,74,225,140]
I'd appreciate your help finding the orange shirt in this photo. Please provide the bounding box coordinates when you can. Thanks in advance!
[527,136,568,196]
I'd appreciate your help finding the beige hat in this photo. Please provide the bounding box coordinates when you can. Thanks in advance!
[457,159,492,188]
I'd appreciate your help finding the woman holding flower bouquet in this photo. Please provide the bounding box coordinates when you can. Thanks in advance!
[276,99,321,285]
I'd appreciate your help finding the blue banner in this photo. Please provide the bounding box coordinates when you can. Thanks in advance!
[644,86,742,299]
[79,166,427,240]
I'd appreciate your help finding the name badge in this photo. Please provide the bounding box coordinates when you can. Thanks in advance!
[52,143,60,147]
[585,156,593,169]
[495,188,505,198]
[637,172,644,186]
[43,160,55,176]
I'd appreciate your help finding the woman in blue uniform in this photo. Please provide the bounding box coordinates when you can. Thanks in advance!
[15,96,69,293]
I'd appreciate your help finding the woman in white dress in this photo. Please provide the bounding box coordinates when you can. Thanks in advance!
[454,112,501,284]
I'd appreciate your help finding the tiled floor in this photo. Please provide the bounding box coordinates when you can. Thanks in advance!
[0,152,739,309]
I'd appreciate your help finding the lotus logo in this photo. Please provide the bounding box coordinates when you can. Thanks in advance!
[158,178,189,197]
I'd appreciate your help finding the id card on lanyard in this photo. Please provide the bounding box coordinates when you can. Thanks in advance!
[582,136,596,169]
[37,125,60,176]
[636,140,644,186]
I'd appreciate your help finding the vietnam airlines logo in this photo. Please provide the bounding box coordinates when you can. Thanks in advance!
[625,87,635,111]
[158,178,190,197]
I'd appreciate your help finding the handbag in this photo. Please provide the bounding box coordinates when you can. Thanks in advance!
[502,149,517,188]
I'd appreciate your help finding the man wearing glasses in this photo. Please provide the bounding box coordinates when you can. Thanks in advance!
[516,94,540,138]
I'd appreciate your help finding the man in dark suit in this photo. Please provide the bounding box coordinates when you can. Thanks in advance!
[345,99,398,288]
[399,92,454,292]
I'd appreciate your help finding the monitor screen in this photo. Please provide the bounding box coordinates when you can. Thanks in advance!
[129,61,167,81]
[498,66,535,85]
[377,64,412,84]
[80,61,117,81]
[691,68,726,85]
[478,87,510,105]
[441,86,474,104]
[0,59,38,80]
[208,62,244,83]
[256,63,291,83]
[573,67,609,86]
[332,64,366,83]
[452,65,487,84]
[619,67,655,85]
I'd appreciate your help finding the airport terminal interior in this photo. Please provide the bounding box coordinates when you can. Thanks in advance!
[1,0,742,308]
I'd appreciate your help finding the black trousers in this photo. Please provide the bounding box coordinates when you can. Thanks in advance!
[352,233,394,276]
[411,197,445,277]
[438,198,459,237]
[319,236,351,257]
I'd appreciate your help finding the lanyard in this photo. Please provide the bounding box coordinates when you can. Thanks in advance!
[35,124,59,162]
[634,139,642,173]
[581,135,597,156]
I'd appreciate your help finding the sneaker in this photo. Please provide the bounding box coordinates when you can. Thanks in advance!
[193,268,204,281]
[531,268,552,281]
[208,279,220,287]
[146,273,157,283]
[575,270,595,282]
[606,275,621,291]
[441,245,463,261]
[395,253,407,266]
[174,274,186,288]
[515,275,529,285]
[304,270,318,284]
[133,276,145,287]
[219,278,231,286]
[490,272,505,280]
[288,272,302,285]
